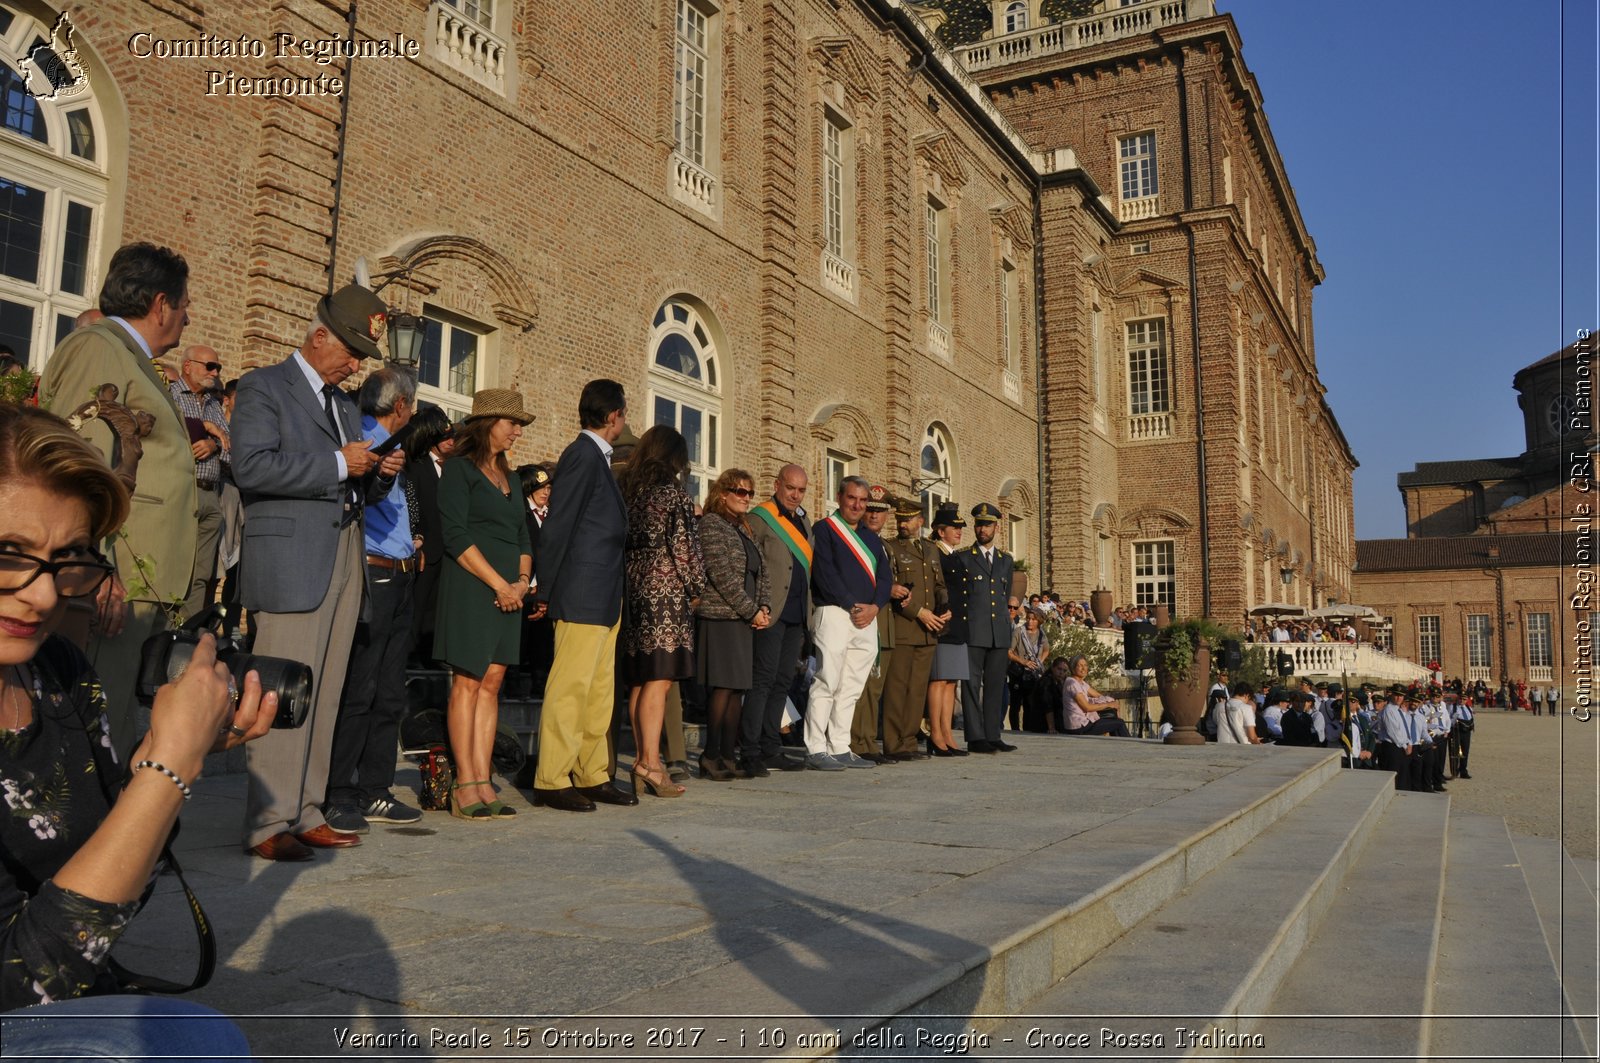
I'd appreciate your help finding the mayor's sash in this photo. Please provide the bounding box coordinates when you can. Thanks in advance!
[824,513,877,585]
[752,501,812,572]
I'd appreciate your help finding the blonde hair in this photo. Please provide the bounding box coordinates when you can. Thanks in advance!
[0,405,130,541]
[704,468,755,528]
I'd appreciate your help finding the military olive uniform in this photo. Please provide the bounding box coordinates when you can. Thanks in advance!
[881,534,946,756]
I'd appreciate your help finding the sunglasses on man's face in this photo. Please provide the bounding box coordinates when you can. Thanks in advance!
[187,359,222,373]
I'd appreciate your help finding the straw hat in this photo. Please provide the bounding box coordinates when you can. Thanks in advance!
[465,388,533,425]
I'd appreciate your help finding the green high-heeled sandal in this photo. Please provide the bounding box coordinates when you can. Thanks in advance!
[450,781,492,821]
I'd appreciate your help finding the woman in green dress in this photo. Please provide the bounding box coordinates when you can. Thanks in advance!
[435,389,533,820]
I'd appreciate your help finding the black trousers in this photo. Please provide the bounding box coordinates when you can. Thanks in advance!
[963,645,1008,743]
[1450,727,1472,775]
[1377,741,1411,790]
[743,619,805,759]
[328,566,415,807]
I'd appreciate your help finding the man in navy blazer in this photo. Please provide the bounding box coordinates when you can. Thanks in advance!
[530,379,634,811]
[232,284,405,860]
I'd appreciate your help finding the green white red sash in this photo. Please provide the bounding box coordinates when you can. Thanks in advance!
[752,500,812,572]
[825,513,877,584]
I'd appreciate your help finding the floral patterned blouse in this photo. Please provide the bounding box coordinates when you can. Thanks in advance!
[0,636,134,1010]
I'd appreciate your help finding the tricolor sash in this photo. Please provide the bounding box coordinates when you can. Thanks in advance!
[752,501,812,572]
[825,514,877,585]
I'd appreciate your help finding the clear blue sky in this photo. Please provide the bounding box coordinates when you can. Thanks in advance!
[1221,0,1598,540]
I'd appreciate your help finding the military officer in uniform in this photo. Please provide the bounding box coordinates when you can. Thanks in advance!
[960,502,1014,753]
[849,486,903,764]
[1372,688,1412,790]
[883,495,945,761]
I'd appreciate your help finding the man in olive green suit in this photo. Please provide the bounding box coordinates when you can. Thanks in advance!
[883,496,946,759]
[41,243,200,759]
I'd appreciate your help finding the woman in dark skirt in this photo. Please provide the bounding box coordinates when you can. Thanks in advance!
[694,469,770,780]
[619,427,704,798]
[435,390,533,819]
[926,502,970,757]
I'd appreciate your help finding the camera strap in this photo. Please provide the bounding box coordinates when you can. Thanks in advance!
[38,636,217,995]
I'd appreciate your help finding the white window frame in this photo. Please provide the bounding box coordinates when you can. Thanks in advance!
[1418,614,1441,666]
[1126,318,1170,415]
[1118,131,1158,202]
[925,196,949,325]
[442,0,494,28]
[1132,540,1175,608]
[823,109,851,258]
[1466,614,1492,671]
[416,307,490,421]
[647,298,723,502]
[1004,1,1029,33]
[1,9,109,372]
[1001,259,1020,375]
[918,423,955,525]
[1527,612,1552,670]
[669,0,719,214]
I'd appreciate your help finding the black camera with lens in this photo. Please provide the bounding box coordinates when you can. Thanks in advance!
[136,608,312,728]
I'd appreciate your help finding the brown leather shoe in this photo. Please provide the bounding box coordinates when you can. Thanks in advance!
[577,781,639,807]
[295,824,362,848]
[532,786,597,812]
[248,832,314,862]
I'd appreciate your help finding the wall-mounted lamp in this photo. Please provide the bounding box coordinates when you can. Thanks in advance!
[354,256,435,370]
[1082,252,1105,267]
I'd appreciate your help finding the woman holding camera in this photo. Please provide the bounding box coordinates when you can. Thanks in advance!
[0,405,271,1054]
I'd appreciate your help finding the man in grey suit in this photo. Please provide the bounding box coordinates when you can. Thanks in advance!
[960,502,1016,754]
[232,284,405,860]
[530,378,634,812]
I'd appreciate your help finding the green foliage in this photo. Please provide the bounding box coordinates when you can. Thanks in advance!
[1041,613,1120,683]
[1235,644,1273,691]
[1154,616,1243,684]
[0,369,39,407]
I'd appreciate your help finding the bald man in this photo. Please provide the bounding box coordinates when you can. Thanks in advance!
[740,464,813,772]
[169,344,231,618]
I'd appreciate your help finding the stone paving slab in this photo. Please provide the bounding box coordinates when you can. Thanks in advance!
[108,734,1325,1058]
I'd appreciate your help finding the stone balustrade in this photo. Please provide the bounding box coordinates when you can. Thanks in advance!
[954,0,1216,73]
[822,250,856,301]
[671,152,717,214]
[927,319,951,359]
[1119,195,1160,222]
[1128,411,1172,440]
[1003,369,1022,402]
[428,1,506,93]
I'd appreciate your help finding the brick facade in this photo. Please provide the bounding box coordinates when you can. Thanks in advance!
[3,0,1353,622]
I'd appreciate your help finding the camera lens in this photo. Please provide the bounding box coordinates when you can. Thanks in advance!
[226,653,312,729]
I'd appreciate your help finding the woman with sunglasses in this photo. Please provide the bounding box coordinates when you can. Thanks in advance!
[0,405,272,1054]
[695,469,770,780]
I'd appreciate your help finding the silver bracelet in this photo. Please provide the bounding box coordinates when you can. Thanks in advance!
[133,759,193,801]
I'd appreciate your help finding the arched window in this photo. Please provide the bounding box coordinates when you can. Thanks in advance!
[0,6,110,369]
[918,423,956,524]
[648,297,723,500]
[1004,1,1029,34]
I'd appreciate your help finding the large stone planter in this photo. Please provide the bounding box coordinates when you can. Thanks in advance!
[1090,588,1114,627]
[1156,637,1210,745]
[1153,603,1171,628]
[1010,570,1029,601]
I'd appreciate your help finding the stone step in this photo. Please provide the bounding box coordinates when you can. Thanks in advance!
[1243,789,1450,1061]
[594,750,1345,1059]
[975,768,1393,1059]
[1426,813,1584,1061]
[1510,833,1598,1059]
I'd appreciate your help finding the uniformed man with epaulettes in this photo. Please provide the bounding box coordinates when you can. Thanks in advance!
[1399,687,1436,793]
[1372,687,1413,789]
[959,502,1015,753]
[1422,686,1451,790]
[849,485,901,765]
[882,495,946,760]
[1446,688,1474,779]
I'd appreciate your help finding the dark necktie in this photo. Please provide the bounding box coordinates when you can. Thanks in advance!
[321,384,343,444]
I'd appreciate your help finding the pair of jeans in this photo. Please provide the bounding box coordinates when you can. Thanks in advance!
[1,995,252,1061]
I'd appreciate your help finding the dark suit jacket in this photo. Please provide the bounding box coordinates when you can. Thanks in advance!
[534,432,627,626]
[959,543,1014,649]
[232,355,391,614]
[409,453,446,567]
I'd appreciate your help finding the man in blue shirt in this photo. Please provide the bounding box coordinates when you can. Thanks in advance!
[1373,688,1413,790]
[803,477,891,770]
[324,367,424,833]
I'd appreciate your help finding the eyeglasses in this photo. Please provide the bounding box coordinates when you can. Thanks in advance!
[0,550,115,599]
[729,487,755,498]
[186,359,222,373]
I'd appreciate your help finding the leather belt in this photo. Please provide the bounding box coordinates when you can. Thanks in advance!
[366,554,417,573]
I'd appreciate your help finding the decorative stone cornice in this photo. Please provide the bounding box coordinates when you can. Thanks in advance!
[809,36,879,105]
[913,131,968,199]
[989,202,1034,253]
